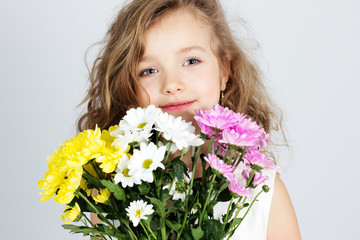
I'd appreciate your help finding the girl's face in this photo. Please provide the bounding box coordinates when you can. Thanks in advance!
[137,9,228,125]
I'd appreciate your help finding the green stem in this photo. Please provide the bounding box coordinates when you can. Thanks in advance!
[246,170,256,187]
[160,217,167,240]
[227,148,234,164]
[155,131,159,146]
[215,145,220,155]
[188,146,201,197]
[234,146,247,168]
[82,213,108,240]
[229,190,264,238]
[179,148,186,161]
[153,172,160,198]
[163,142,172,164]
[207,130,218,154]
[145,221,157,239]
[199,173,217,226]
[223,148,230,160]
[121,219,138,240]
[222,197,235,231]
[176,145,201,240]
[139,221,151,239]
[90,160,105,179]
[77,191,117,231]
[225,205,242,240]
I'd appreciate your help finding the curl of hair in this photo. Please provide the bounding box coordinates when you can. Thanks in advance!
[77,0,286,157]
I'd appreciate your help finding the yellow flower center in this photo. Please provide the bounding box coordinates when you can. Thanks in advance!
[143,159,153,169]
[137,122,148,129]
[123,168,130,177]
[136,209,142,218]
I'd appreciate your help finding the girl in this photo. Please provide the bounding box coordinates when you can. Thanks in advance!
[78,0,301,239]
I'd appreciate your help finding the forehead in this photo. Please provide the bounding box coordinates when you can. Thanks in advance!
[142,9,214,57]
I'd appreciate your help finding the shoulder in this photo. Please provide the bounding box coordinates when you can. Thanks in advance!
[267,174,302,240]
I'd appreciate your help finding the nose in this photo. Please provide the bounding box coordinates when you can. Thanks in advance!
[161,72,184,94]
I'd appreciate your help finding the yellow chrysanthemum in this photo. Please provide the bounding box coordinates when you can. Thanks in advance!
[83,162,99,178]
[38,169,66,201]
[95,144,130,173]
[92,188,111,203]
[38,127,105,203]
[38,145,67,201]
[101,125,119,147]
[54,167,83,204]
[80,178,92,197]
[60,127,105,171]
[61,202,81,223]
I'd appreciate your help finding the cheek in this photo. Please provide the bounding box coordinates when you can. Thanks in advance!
[135,85,151,107]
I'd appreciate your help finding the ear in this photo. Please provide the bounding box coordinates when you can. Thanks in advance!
[220,59,230,91]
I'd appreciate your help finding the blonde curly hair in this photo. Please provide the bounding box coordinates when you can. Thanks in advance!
[78,0,283,145]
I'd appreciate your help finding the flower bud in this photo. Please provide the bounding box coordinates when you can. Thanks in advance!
[262,185,269,193]
[236,202,244,210]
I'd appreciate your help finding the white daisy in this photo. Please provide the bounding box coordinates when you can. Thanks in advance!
[163,173,192,202]
[128,142,166,183]
[121,105,161,130]
[125,200,154,227]
[111,105,161,147]
[111,129,147,148]
[114,154,141,188]
[158,141,178,154]
[155,112,203,151]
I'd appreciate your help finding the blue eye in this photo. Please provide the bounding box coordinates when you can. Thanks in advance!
[184,59,200,66]
[140,68,158,76]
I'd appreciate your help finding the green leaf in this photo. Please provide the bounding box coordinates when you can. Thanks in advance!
[62,224,96,236]
[165,207,178,216]
[103,225,129,239]
[100,179,126,201]
[217,188,232,202]
[173,199,185,210]
[216,181,230,198]
[191,226,204,240]
[161,188,172,200]
[63,224,127,239]
[204,220,223,240]
[233,217,243,225]
[83,172,102,188]
[183,230,194,240]
[137,183,150,195]
[165,219,182,232]
[147,196,166,217]
[172,159,188,181]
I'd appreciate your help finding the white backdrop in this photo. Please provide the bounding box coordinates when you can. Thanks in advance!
[1,0,359,239]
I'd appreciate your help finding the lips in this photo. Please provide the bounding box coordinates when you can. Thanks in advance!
[160,101,195,111]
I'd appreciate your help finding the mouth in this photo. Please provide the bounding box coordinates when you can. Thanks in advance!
[160,101,196,111]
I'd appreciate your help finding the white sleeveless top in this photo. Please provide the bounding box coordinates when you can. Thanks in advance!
[213,168,276,240]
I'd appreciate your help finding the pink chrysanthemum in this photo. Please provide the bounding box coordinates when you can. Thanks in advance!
[244,150,277,171]
[241,169,269,187]
[204,153,235,182]
[228,180,252,198]
[219,128,258,147]
[258,130,270,149]
[219,116,270,148]
[194,104,238,137]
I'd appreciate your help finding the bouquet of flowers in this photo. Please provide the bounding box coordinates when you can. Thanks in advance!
[38,104,277,240]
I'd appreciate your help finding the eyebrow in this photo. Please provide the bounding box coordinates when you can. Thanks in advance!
[140,45,207,63]
[176,46,207,54]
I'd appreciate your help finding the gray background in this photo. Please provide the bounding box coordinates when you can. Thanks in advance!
[1,0,359,239]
